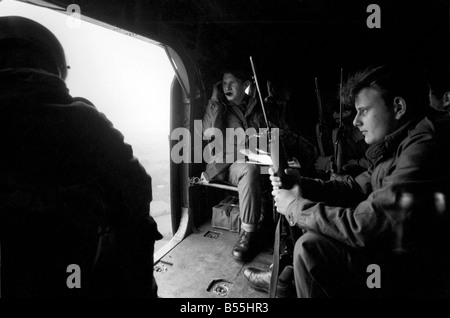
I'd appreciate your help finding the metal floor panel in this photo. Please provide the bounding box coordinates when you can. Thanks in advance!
[154,222,272,298]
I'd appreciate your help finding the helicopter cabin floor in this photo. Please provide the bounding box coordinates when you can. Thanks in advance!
[154,220,273,298]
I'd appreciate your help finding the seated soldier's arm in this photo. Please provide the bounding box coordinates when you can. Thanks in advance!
[280,128,438,249]
[271,168,371,210]
[203,81,225,138]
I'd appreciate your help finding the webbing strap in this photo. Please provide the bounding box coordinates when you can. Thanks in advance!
[269,214,281,298]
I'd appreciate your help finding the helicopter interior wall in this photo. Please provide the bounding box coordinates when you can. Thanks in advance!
[36,0,448,81]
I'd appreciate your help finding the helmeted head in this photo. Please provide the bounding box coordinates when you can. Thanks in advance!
[0,16,67,80]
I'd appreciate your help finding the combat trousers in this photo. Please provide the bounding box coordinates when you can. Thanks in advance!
[227,162,261,232]
[293,230,450,298]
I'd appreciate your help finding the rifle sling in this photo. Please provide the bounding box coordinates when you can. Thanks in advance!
[269,211,281,298]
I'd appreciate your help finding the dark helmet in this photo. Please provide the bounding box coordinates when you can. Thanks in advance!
[0,16,67,79]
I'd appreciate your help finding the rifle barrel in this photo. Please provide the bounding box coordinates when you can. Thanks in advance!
[249,56,270,129]
[315,77,323,120]
[339,68,343,128]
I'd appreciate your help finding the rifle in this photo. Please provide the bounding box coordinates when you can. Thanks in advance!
[249,56,293,189]
[314,77,326,157]
[249,56,293,299]
[332,68,346,175]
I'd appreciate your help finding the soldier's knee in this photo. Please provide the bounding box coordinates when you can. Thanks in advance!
[294,231,317,256]
[240,163,260,180]
[293,231,331,265]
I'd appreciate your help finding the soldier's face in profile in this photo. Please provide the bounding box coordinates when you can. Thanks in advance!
[353,87,397,145]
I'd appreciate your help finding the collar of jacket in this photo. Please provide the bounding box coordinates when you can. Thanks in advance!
[0,68,72,105]
[365,118,422,165]
[226,95,259,129]
[227,95,258,116]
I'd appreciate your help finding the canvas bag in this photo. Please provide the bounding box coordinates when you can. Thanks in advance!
[212,195,240,232]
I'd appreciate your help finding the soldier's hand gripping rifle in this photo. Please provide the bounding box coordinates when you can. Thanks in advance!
[249,56,294,299]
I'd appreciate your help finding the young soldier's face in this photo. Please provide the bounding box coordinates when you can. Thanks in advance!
[222,73,248,105]
[353,88,397,145]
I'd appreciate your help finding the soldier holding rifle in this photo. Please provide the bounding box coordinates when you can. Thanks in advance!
[271,63,450,297]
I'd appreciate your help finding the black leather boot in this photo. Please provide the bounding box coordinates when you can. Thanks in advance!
[243,265,296,298]
[232,230,258,262]
[243,267,271,293]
